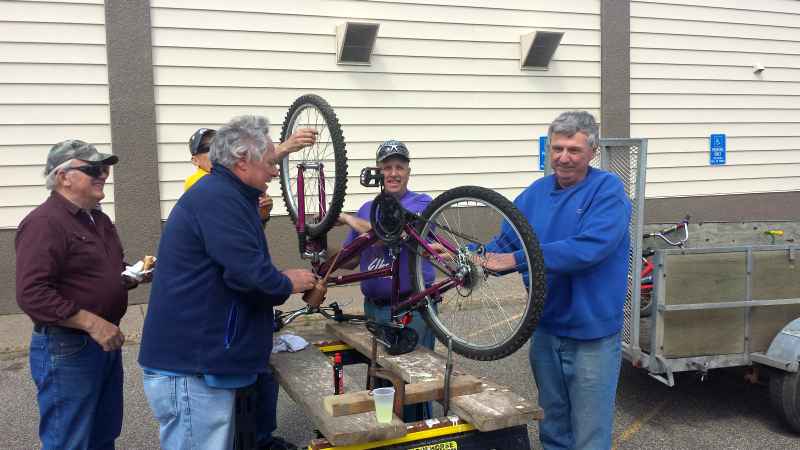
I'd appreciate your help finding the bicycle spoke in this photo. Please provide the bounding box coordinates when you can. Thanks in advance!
[279,94,347,238]
[413,191,535,357]
[284,105,340,226]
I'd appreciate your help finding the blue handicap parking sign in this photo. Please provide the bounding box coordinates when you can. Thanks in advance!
[710,133,726,165]
[539,136,548,170]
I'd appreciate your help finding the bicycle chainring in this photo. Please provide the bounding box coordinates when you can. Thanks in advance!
[366,321,419,355]
[370,192,407,245]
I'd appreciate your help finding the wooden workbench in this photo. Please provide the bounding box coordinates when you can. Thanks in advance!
[270,322,542,447]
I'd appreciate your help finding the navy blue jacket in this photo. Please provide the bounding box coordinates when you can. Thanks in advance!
[139,164,293,375]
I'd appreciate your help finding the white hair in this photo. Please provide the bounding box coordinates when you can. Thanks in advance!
[210,115,271,169]
[548,111,600,150]
[44,159,75,190]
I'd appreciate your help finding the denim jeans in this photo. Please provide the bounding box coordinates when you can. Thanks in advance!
[29,330,123,450]
[364,300,434,421]
[255,367,280,447]
[142,370,236,450]
[530,329,622,450]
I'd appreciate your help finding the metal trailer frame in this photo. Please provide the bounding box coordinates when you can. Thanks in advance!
[624,244,800,387]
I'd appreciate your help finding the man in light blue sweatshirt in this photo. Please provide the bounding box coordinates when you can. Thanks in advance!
[484,111,631,450]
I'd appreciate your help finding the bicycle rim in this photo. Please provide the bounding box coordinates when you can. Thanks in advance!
[279,94,347,237]
[411,186,543,361]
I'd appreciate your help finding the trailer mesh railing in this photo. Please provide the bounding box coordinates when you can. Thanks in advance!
[598,139,647,350]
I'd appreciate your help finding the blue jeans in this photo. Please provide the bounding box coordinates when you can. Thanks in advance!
[29,330,123,450]
[530,329,621,450]
[142,370,236,450]
[255,368,280,446]
[365,300,434,421]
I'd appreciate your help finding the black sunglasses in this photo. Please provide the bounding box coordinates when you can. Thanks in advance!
[64,165,110,178]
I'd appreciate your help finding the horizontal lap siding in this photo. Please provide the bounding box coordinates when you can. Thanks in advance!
[0,0,113,228]
[631,0,800,198]
[150,0,601,218]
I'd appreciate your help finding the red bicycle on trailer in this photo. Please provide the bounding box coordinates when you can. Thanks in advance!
[273,94,546,361]
[639,216,690,317]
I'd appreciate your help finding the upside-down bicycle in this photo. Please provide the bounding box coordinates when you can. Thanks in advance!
[273,94,546,361]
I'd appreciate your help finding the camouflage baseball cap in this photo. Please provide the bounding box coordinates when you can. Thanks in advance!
[45,140,119,175]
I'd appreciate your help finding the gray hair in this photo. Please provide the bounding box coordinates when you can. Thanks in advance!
[210,115,271,169]
[44,159,75,190]
[548,111,599,150]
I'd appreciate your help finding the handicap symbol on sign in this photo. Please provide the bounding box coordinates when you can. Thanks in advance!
[710,133,726,165]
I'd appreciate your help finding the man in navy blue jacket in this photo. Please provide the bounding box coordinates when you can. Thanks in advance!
[484,111,631,450]
[139,115,317,450]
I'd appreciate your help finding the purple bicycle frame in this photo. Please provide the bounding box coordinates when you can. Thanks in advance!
[293,161,466,317]
[294,162,327,237]
[312,222,462,315]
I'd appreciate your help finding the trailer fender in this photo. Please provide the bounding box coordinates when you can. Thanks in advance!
[761,318,800,373]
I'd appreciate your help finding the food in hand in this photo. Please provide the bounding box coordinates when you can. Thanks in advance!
[142,255,156,271]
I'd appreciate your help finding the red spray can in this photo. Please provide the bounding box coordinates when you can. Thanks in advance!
[333,352,344,395]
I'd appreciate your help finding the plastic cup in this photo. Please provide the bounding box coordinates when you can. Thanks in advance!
[372,387,395,423]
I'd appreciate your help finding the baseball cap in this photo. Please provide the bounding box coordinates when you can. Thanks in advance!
[376,139,410,164]
[45,140,118,175]
[189,128,216,156]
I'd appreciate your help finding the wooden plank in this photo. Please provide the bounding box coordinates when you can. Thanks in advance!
[323,375,483,417]
[325,322,543,431]
[270,346,406,446]
[326,322,449,383]
[748,250,800,352]
[449,379,543,431]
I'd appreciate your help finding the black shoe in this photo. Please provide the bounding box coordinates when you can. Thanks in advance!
[259,436,298,450]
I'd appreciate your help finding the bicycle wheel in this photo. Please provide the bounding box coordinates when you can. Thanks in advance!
[640,290,653,318]
[409,186,546,361]
[279,94,347,238]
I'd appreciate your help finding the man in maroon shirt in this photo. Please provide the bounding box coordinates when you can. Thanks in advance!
[16,139,137,450]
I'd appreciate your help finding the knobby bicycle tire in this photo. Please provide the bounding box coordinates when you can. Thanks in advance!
[408,185,546,361]
[640,291,653,318]
[279,94,348,238]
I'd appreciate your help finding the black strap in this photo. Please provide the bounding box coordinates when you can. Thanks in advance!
[34,324,86,335]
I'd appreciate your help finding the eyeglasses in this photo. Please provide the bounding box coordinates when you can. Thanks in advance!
[63,165,110,178]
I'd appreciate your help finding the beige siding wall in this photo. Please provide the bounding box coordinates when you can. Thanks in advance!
[150,0,601,218]
[0,0,114,228]
[631,0,800,198]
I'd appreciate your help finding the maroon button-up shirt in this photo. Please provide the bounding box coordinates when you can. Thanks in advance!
[15,192,128,325]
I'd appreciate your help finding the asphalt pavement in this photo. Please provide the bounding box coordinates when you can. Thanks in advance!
[1,291,799,449]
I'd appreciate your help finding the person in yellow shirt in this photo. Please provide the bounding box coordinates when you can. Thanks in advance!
[184,128,215,191]
[183,126,314,223]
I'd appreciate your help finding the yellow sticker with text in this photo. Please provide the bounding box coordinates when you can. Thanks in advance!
[408,441,457,450]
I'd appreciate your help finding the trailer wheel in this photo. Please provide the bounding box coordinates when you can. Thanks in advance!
[770,370,800,433]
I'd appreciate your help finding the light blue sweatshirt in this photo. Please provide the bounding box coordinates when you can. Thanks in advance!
[488,167,632,340]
